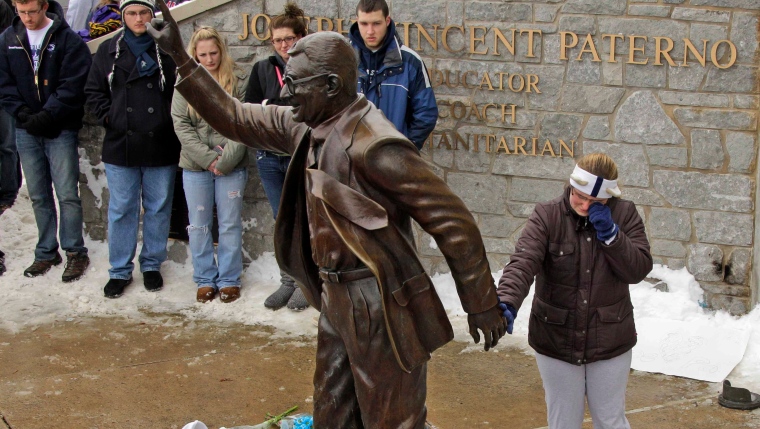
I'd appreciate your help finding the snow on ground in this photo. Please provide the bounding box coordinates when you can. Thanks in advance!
[1,183,758,394]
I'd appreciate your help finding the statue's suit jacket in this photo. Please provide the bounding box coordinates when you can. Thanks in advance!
[176,66,499,372]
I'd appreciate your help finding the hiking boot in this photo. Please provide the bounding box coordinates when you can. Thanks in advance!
[143,271,163,292]
[287,287,310,311]
[62,252,90,283]
[23,253,63,277]
[264,272,296,309]
[0,250,6,276]
[104,278,132,299]
[219,286,241,303]
[196,286,216,303]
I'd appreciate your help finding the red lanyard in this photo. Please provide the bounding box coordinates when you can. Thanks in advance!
[275,65,283,88]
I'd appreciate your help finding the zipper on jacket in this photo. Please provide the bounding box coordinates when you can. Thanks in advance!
[16,34,41,101]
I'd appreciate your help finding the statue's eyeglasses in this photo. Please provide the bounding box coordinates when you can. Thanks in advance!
[283,73,330,96]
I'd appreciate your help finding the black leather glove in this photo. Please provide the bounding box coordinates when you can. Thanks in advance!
[16,106,34,124]
[21,111,61,139]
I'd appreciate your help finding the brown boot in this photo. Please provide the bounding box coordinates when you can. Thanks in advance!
[23,253,62,278]
[196,286,216,303]
[219,286,240,303]
[62,252,90,283]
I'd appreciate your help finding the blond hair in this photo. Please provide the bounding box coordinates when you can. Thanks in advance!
[186,27,238,117]
[576,153,619,181]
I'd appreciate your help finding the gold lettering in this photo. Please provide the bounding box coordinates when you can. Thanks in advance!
[251,14,271,41]
[400,22,412,46]
[469,26,488,55]
[467,102,484,121]
[531,137,538,156]
[451,101,467,119]
[315,17,333,31]
[436,99,449,118]
[438,132,452,150]
[473,134,480,152]
[526,74,540,93]
[238,13,249,40]
[335,18,351,36]
[485,135,496,153]
[560,31,578,60]
[482,103,497,122]
[497,72,509,90]
[577,34,601,62]
[444,70,460,88]
[520,29,541,58]
[508,74,525,92]
[602,34,624,63]
[442,25,465,53]
[501,104,516,124]
[654,37,676,66]
[415,24,439,51]
[462,71,476,89]
[430,69,445,88]
[514,137,528,155]
[496,136,510,154]
[627,35,648,65]
[493,28,516,56]
[682,39,708,67]
[711,40,737,69]
[455,132,469,150]
[479,72,494,90]
[559,140,574,158]
[541,140,557,157]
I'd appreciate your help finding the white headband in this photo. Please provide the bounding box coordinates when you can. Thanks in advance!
[569,165,621,198]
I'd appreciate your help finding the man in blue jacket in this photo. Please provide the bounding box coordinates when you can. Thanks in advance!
[0,0,91,281]
[349,0,437,150]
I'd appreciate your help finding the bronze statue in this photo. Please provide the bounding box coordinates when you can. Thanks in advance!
[147,2,506,427]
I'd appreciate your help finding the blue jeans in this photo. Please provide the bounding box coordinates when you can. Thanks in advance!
[183,168,247,288]
[0,109,19,206]
[16,129,86,260]
[104,163,176,280]
[256,150,291,218]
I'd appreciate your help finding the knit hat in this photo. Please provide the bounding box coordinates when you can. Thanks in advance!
[120,0,156,14]
[569,164,622,198]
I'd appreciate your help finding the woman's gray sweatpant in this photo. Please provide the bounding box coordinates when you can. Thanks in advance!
[535,350,633,429]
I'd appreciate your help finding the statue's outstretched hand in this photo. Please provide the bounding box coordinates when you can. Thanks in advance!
[467,304,507,352]
[146,0,192,66]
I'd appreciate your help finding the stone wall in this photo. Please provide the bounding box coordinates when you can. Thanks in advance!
[78,0,760,314]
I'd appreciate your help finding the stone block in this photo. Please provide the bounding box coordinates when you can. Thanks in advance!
[628,5,671,17]
[465,2,532,22]
[734,95,759,110]
[701,282,751,297]
[493,154,576,180]
[689,0,760,10]
[601,61,623,86]
[690,23,728,46]
[651,239,687,258]
[694,211,753,246]
[663,0,686,3]
[583,141,649,187]
[659,91,730,108]
[687,244,723,282]
[668,64,707,91]
[525,65,566,111]
[597,18,688,56]
[508,203,536,218]
[690,129,724,170]
[704,66,759,94]
[558,16,595,34]
[647,147,687,168]
[479,214,524,239]
[166,240,189,265]
[726,132,756,173]
[653,171,753,212]
[666,258,686,270]
[583,116,611,140]
[731,13,759,64]
[539,113,584,143]
[625,64,666,88]
[560,85,625,114]
[535,5,560,23]
[675,108,757,131]
[649,207,692,241]
[483,237,515,255]
[242,231,274,259]
[623,188,665,206]
[567,56,601,85]
[704,292,751,316]
[542,34,563,65]
[562,0,626,15]
[672,7,730,23]
[509,178,565,203]
[447,172,508,214]
[616,91,684,145]
[393,1,447,25]
[726,248,751,285]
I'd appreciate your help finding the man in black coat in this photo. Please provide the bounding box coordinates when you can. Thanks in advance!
[0,0,91,281]
[0,0,16,276]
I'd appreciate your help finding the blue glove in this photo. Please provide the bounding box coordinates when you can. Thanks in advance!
[498,302,517,335]
[588,202,618,242]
